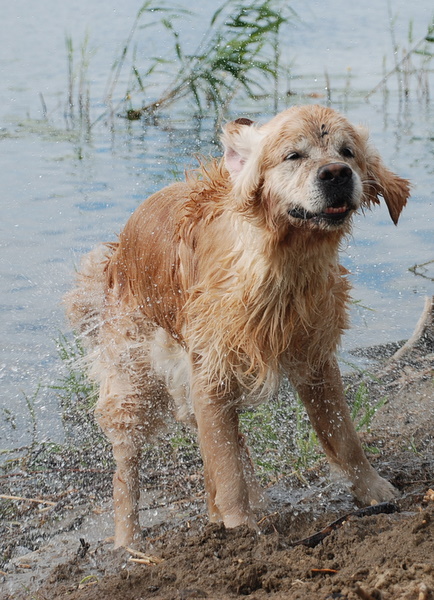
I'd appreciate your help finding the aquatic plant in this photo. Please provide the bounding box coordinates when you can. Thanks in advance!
[50,333,99,440]
[104,0,296,120]
[64,33,94,133]
[366,14,434,100]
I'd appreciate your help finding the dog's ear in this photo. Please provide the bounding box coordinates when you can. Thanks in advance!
[222,118,261,175]
[362,139,410,225]
[221,118,264,205]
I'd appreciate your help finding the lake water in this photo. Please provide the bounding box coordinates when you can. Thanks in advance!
[1,0,433,450]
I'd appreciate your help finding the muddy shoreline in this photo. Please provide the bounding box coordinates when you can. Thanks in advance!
[1,327,433,600]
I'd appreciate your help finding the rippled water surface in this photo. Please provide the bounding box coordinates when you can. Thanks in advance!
[1,0,433,448]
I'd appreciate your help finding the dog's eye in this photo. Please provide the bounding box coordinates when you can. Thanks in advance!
[340,147,355,159]
[285,152,302,161]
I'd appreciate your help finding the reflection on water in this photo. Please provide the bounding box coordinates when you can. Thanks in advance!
[0,0,433,449]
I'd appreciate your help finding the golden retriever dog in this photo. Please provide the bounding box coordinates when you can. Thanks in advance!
[65,105,410,548]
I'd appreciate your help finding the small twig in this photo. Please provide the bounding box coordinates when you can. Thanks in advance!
[78,574,98,588]
[128,557,164,565]
[409,260,434,282]
[0,473,25,480]
[290,502,398,549]
[78,581,98,589]
[0,467,112,481]
[311,568,338,574]
[126,547,164,565]
[77,538,90,558]
[257,512,279,526]
[0,494,56,506]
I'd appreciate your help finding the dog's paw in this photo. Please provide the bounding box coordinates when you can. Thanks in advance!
[223,511,259,531]
[352,473,399,506]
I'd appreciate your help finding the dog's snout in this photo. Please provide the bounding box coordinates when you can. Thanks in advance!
[316,161,356,214]
[318,163,352,185]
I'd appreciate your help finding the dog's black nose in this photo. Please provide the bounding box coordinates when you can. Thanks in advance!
[318,163,352,184]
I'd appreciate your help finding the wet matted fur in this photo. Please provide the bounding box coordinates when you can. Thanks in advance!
[65,105,410,548]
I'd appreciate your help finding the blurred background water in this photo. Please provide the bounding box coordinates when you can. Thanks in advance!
[0,0,433,450]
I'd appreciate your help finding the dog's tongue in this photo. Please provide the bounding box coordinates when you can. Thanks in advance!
[323,205,348,214]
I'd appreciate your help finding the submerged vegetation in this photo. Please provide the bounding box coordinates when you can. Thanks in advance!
[59,0,434,133]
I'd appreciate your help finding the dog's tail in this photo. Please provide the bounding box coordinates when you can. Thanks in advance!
[64,243,115,347]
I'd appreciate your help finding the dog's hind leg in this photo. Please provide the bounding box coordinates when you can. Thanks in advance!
[94,369,143,547]
[96,365,171,547]
[93,316,171,548]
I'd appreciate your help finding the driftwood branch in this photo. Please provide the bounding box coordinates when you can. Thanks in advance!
[388,296,434,363]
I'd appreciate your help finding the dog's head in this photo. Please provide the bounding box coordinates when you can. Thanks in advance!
[222,106,410,234]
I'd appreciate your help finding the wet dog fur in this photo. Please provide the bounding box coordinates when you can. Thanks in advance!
[65,105,410,548]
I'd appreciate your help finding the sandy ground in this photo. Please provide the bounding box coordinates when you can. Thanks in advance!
[1,325,433,600]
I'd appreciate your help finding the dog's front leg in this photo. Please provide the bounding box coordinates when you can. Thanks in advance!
[192,383,256,529]
[293,357,397,505]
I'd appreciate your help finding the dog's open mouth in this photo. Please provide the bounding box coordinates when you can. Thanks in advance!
[288,204,352,223]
